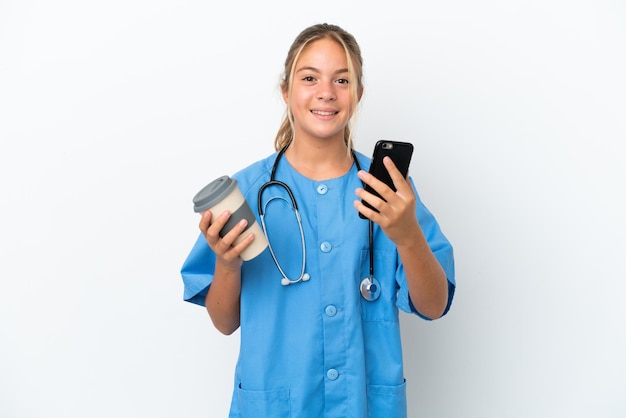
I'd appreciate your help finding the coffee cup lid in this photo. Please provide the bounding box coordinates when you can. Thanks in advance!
[192,175,237,213]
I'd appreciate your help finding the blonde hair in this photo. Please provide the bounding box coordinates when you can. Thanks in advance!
[274,23,364,152]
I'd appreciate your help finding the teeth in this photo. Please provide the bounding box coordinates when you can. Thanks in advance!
[312,110,336,116]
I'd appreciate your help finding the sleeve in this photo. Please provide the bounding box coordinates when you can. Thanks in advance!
[178,154,273,307]
[180,233,217,307]
[395,178,456,320]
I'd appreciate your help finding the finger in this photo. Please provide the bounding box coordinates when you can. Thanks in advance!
[358,168,398,209]
[357,169,389,197]
[355,185,384,213]
[199,210,212,236]
[217,220,257,263]
[354,185,396,227]
[383,157,411,192]
[353,197,395,229]
[218,217,256,255]
[353,197,380,221]
[204,210,231,245]
[229,227,256,255]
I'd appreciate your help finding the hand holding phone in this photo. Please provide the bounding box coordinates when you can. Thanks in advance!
[359,140,414,219]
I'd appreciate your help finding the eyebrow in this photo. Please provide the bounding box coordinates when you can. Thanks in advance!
[296,66,349,75]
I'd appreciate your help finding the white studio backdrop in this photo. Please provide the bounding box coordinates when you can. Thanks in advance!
[1,1,625,417]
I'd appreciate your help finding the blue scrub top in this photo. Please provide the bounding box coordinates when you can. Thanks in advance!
[181,151,455,418]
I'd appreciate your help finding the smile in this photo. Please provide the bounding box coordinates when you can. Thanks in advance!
[311,110,338,116]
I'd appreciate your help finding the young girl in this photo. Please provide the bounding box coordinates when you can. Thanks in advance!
[181,23,455,418]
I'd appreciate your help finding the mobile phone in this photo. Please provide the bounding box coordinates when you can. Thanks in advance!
[359,140,414,219]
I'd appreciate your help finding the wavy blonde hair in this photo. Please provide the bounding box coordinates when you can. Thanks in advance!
[274,23,364,152]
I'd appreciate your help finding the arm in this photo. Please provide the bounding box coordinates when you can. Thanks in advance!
[199,209,255,334]
[354,156,449,319]
[393,223,449,319]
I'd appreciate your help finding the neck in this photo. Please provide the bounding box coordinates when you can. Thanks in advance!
[284,139,353,181]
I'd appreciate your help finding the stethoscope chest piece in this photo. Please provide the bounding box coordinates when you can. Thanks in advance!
[360,277,381,301]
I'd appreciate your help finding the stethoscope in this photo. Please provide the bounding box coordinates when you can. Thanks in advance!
[257,146,381,302]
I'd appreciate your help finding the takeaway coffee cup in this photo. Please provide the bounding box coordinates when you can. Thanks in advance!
[193,175,268,261]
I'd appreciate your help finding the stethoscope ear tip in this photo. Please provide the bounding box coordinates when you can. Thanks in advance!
[281,273,310,286]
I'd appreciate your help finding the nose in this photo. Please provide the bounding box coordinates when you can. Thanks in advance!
[317,80,336,101]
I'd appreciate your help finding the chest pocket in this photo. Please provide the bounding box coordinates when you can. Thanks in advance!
[359,249,400,322]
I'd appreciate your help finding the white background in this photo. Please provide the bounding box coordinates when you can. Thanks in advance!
[1,1,625,417]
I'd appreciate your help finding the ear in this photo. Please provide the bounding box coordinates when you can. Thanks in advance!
[357,85,364,102]
[281,83,288,103]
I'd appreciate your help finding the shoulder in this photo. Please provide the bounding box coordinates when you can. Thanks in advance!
[231,152,279,196]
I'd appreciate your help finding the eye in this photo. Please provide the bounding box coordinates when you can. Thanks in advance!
[336,78,350,85]
[302,76,316,82]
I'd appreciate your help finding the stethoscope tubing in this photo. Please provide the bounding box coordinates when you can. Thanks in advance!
[257,146,380,300]
[259,185,308,286]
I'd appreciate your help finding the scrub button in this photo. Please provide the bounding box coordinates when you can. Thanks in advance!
[317,184,328,195]
[320,242,332,253]
[327,369,339,380]
[325,305,337,317]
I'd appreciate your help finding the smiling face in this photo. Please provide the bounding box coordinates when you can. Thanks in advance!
[282,37,356,145]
